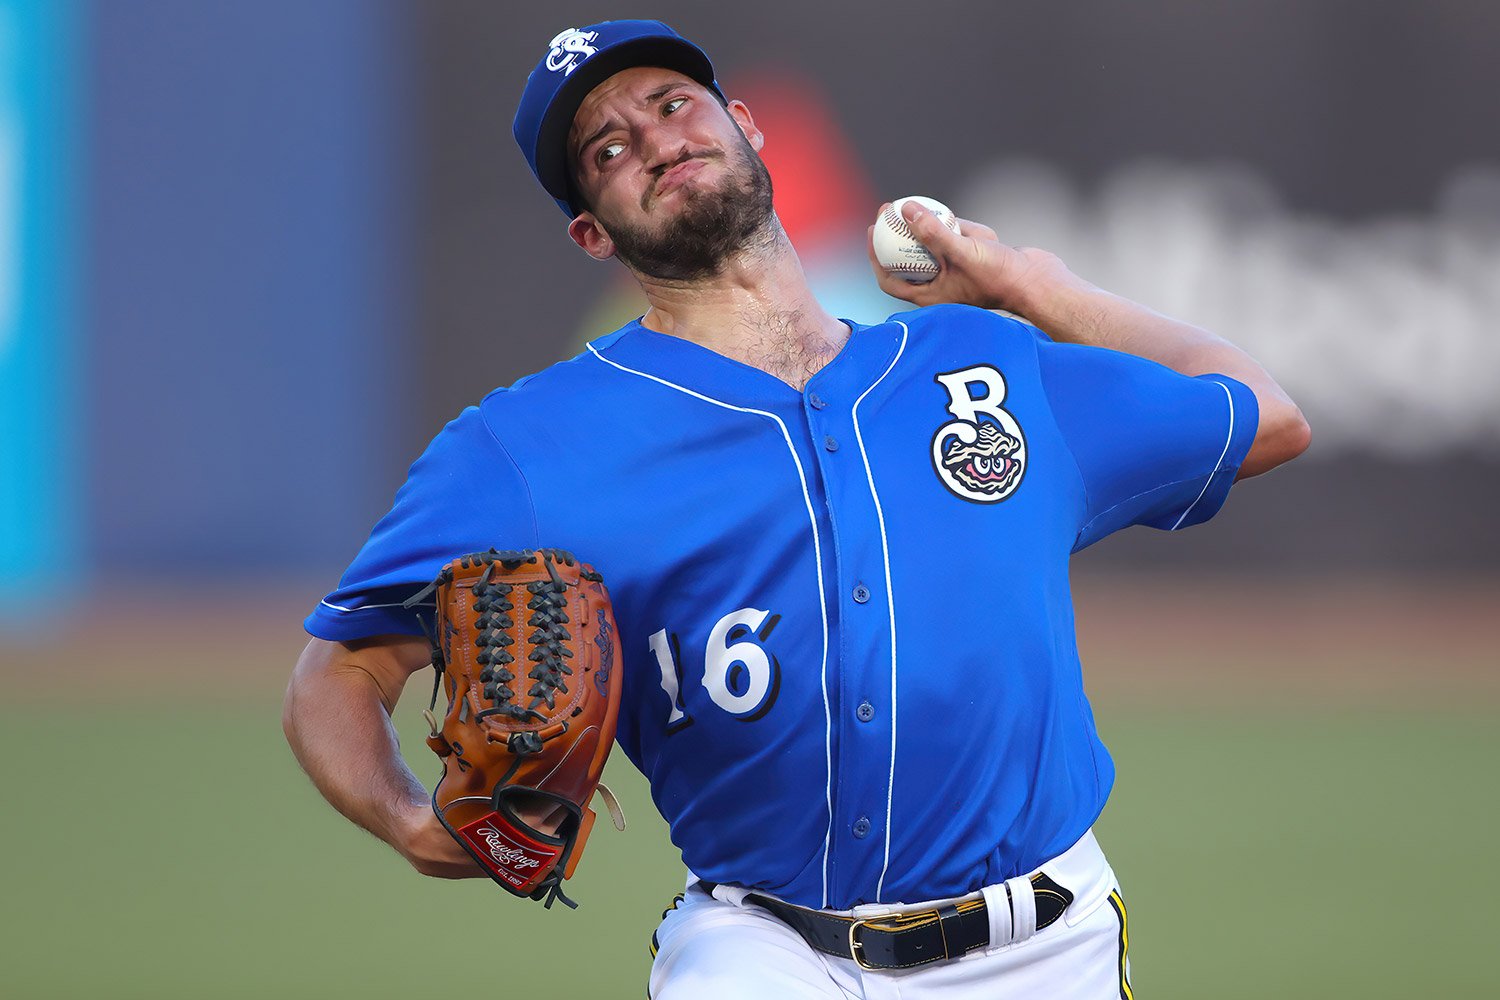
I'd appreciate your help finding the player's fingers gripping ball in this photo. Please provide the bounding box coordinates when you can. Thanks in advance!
[404,548,625,908]
[873,195,961,283]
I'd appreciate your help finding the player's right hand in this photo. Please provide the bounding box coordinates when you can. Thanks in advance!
[867,201,1083,320]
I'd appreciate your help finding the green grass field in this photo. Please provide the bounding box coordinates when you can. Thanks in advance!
[2,697,1496,998]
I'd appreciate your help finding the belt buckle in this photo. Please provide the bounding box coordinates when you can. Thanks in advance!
[846,916,880,971]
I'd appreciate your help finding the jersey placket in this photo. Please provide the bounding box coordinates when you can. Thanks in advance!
[802,327,904,909]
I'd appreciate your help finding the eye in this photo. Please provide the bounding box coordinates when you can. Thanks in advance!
[597,140,626,165]
[662,97,687,115]
[975,456,991,475]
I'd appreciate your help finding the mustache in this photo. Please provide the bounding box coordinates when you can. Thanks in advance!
[645,151,722,206]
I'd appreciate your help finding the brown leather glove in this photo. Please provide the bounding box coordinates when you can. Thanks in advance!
[405,548,624,908]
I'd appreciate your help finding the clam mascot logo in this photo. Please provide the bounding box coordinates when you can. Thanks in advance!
[931,366,1027,504]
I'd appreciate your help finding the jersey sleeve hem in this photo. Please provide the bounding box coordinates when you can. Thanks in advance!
[304,601,431,643]
[1163,374,1258,530]
[1071,372,1259,549]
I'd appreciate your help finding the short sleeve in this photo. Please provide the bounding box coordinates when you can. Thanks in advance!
[1035,339,1259,552]
[304,404,538,641]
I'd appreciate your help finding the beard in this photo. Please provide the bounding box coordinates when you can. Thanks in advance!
[600,132,776,282]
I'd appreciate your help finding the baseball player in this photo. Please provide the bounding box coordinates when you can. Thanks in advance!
[283,19,1309,998]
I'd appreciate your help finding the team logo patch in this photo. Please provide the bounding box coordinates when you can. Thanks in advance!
[930,366,1027,503]
[545,28,599,76]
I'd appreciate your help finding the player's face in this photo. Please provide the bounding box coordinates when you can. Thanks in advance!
[567,67,775,281]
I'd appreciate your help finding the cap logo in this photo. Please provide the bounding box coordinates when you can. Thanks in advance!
[546,28,600,76]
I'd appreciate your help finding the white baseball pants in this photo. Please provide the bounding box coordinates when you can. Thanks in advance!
[649,830,1133,999]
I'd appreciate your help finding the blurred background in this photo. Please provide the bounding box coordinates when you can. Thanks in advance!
[1,1,1496,996]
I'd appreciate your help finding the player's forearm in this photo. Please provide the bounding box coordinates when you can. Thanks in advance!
[282,650,429,850]
[1016,273,1311,478]
[1016,271,1253,381]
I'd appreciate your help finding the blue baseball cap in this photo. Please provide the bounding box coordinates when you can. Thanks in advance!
[513,20,727,219]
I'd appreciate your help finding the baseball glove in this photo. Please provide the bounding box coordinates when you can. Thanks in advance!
[404,548,624,908]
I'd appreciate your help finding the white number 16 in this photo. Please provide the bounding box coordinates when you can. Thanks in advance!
[649,606,781,729]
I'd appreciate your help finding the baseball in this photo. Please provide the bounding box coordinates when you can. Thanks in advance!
[873,195,960,283]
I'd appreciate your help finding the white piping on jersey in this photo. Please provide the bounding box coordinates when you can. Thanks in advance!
[320,599,434,613]
[850,320,909,902]
[1170,378,1237,530]
[585,341,837,908]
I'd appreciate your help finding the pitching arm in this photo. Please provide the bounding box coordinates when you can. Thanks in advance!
[869,200,1311,480]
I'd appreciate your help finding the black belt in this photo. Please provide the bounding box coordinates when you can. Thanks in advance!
[701,873,1074,971]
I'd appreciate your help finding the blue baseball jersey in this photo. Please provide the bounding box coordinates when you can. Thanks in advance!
[305,304,1257,910]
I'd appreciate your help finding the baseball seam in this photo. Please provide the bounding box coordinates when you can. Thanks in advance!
[882,203,957,241]
[882,205,914,240]
[879,203,957,279]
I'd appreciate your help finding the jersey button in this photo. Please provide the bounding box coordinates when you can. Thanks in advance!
[853,584,870,603]
[856,701,875,723]
[852,816,871,839]
[824,435,839,452]
[808,392,828,410]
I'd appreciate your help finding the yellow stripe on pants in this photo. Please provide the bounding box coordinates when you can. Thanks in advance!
[1107,889,1134,1000]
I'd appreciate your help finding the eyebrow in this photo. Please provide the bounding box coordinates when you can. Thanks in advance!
[576,84,683,164]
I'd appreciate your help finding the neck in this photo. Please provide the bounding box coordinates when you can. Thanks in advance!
[633,216,849,386]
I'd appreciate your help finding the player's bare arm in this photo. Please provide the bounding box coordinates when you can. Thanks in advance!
[282,634,486,878]
[871,199,1311,479]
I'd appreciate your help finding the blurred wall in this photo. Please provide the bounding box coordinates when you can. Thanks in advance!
[34,0,1500,590]
[87,0,414,575]
[413,0,1500,572]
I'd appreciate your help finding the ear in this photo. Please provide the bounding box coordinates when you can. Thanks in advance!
[725,99,764,153]
[567,212,615,262]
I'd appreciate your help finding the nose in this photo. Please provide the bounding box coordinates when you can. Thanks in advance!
[640,128,692,178]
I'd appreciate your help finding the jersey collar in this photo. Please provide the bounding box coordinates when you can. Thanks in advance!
[590,317,903,414]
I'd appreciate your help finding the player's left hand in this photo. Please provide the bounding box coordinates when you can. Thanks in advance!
[867,201,1077,317]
